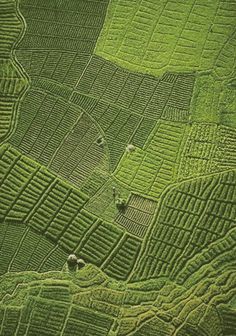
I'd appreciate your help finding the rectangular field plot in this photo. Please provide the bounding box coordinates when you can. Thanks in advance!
[22,296,68,336]
[59,209,98,252]
[0,1,22,54]
[0,144,141,280]
[0,0,235,334]
[49,113,106,187]
[115,194,157,238]
[0,306,21,336]
[0,0,27,141]
[0,144,88,234]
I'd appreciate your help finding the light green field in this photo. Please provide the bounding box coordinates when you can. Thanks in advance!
[96,0,236,78]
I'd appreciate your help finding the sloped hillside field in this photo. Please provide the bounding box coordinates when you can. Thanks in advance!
[0,0,236,335]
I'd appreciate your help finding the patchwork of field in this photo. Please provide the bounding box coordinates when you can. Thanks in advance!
[0,0,236,335]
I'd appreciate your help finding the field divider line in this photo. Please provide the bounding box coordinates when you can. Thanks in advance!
[38,244,60,271]
[42,188,72,235]
[47,112,83,169]
[75,218,101,253]
[24,177,57,224]
[70,55,93,101]
[100,232,126,270]
[59,297,73,336]
[5,165,40,219]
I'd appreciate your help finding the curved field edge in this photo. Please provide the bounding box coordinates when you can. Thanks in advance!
[0,0,29,141]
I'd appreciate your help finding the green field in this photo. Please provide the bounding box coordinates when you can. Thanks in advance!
[0,0,236,335]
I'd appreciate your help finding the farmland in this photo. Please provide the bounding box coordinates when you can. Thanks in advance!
[0,0,236,335]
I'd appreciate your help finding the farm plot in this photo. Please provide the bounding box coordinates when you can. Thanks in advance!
[190,74,236,128]
[177,123,220,179]
[0,144,89,225]
[68,222,140,280]
[9,89,82,164]
[84,176,131,224]
[71,93,143,171]
[115,194,157,238]
[216,126,236,170]
[102,234,142,280]
[115,120,186,199]
[48,112,109,192]
[64,306,114,336]
[7,0,111,194]
[133,170,236,281]
[0,1,27,140]
[96,0,236,78]
[0,0,23,55]
[1,0,236,334]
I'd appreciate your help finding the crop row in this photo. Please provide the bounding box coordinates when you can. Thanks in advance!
[0,306,21,336]
[219,307,236,336]
[177,227,236,286]
[59,210,98,251]
[115,215,148,238]
[102,234,141,280]
[0,98,15,139]
[78,221,123,266]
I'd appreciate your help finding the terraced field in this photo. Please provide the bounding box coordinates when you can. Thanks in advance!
[0,0,236,335]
